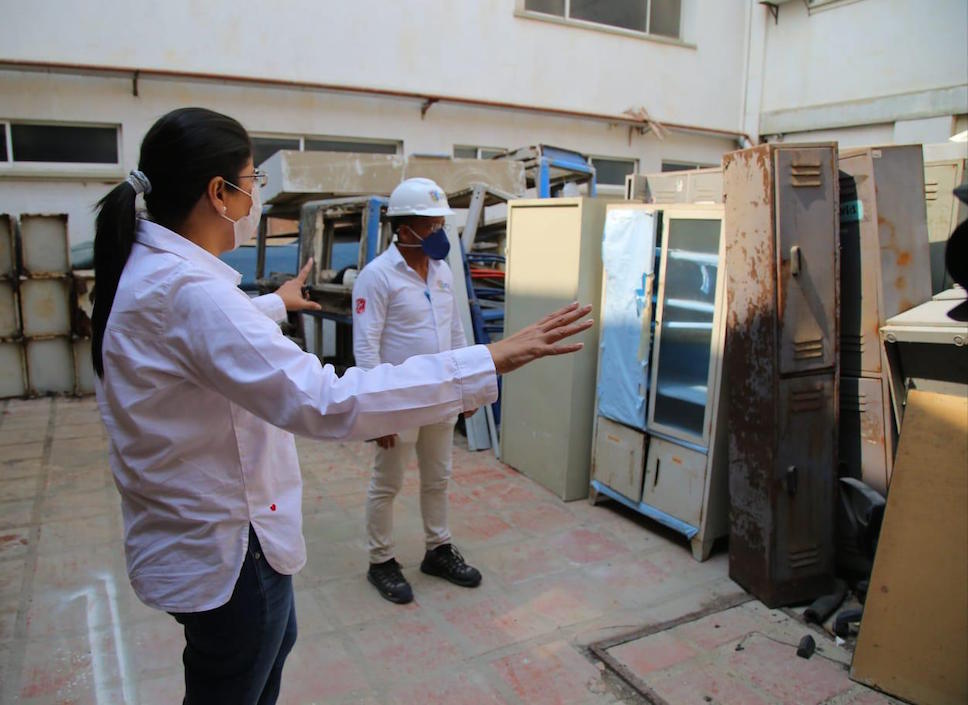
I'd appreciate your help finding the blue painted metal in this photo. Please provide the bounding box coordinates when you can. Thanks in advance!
[591,480,699,540]
[538,158,551,198]
[364,196,386,264]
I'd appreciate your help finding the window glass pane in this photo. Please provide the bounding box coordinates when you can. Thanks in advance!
[571,0,647,32]
[11,124,117,164]
[305,138,398,154]
[661,160,699,172]
[652,218,721,439]
[453,145,478,159]
[480,148,505,159]
[649,0,681,38]
[0,125,7,162]
[525,0,565,15]
[591,157,636,186]
[252,136,300,167]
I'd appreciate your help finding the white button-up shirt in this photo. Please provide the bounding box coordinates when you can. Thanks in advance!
[351,243,466,369]
[352,244,467,439]
[96,220,497,612]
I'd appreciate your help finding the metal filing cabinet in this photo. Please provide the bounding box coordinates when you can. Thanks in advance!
[838,145,932,494]
[501,198,606,500]
[924,157,967,293]
[0,214,26,398]
[590,204,730,560]
[723,143,839,607]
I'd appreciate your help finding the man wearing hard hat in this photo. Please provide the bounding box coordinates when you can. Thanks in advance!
[352,177,482,604]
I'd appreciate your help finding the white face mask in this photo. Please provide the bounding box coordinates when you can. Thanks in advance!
[220,181,262,250]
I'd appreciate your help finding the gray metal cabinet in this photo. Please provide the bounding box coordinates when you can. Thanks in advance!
[501,198,606,501]
[723,143,839,607]
[838,145,932,493]
[625,168,723,204]
[924,158,967,294]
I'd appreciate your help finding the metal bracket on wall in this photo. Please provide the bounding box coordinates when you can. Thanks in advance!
[420,98,437,119]
[132,70,140,97]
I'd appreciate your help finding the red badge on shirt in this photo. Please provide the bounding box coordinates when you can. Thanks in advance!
[356,298,366,314]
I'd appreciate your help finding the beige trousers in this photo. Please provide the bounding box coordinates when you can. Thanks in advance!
[365,420,455,564]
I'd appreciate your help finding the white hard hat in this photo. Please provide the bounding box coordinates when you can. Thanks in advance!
[387,177,454,217]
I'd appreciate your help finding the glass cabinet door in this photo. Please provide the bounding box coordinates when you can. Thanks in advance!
[649,215,723,444]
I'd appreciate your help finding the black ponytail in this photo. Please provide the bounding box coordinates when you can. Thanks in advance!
[92,107,252,377]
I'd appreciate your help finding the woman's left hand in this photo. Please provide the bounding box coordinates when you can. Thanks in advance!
[275,259,323,312]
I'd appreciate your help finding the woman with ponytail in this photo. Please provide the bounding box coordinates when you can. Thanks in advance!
[93,107,591,704]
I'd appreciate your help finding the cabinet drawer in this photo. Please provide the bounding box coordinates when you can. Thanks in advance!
[592,417,647,503]
[642,437,707,527]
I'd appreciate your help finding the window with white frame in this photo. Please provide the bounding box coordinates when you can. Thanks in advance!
[0,121,119,165]
[453,145,506,159]
[522,0,681,39]
[661,159,718,172]
[251,134,402,168]
[590,156,638,186]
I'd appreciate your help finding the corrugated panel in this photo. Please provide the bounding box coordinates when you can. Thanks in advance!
[0,281,20,338]
[0,342,27,398]
[26,337,75,395]
[20,278,72,337]
[19,215,70,275]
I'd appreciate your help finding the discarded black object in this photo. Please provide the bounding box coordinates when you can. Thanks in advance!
[804,578,848,624]
[855,580,869,605]
[945,183,968,321]
[834,607,864,638]
[796,634,816,659]
[836,478,886,582]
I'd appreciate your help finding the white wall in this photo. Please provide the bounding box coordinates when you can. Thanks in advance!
[0,69,736,245]
[755,0,968,141]
[0,0,749,132]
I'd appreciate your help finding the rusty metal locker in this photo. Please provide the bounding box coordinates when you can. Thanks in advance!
[723,143,839,607]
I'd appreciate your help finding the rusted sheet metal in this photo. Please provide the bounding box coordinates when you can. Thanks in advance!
[0,215,14,279]
[72,271,94,338]
[19,214,71,276]
[723,143,838,607]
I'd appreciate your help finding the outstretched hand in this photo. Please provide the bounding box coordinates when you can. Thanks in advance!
[275,258,323,312]
[486,302,593,375]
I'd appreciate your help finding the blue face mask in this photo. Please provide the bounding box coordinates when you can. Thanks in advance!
[400,225,451,260]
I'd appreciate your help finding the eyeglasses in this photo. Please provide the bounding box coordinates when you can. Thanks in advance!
[237,169,268,188]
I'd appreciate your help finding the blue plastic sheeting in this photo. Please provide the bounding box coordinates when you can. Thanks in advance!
[597,209,656,431]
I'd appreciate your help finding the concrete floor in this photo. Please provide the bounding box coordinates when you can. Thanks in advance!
[0,397,900,705]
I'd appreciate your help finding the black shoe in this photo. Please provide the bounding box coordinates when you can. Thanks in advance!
[367,559,414,604]
[420,544,482,588]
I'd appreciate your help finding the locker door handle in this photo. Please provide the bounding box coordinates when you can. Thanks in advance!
[785,465,798,495]
[653,459,661,488]
[790,245,802,277]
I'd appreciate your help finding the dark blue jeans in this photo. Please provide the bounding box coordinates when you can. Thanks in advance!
[170,526,297,705]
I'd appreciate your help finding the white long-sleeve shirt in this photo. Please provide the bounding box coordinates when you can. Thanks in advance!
[96,220,497,612]
[351,243,466,370]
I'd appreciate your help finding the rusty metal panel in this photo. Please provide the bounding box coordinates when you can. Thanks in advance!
[19,214,70,275]
[25,337,74,395]
[592,417,647,503]
[20,278,72,337]
[73,338,95,396]
[840,375,891,495]
[772,376,836,605]
[0,281,20,338]
[840,146,932,378]
[71,272,94,338]
[0,342,26,398]
[0,215,14,278]
[724,143,839,607]
[774,147,839,375]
